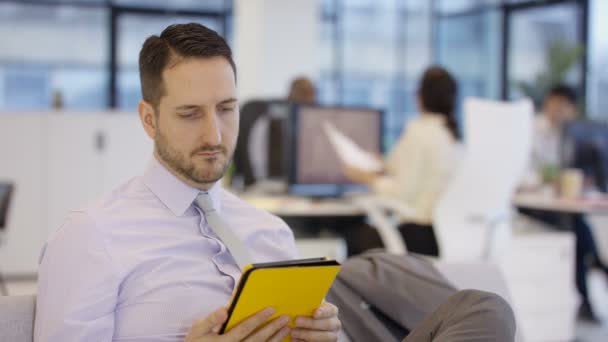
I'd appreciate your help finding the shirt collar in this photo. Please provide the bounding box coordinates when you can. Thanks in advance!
[142,155,223,216]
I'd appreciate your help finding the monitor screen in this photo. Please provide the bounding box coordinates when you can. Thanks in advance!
[562,120,608,192]
[288,106,383,197]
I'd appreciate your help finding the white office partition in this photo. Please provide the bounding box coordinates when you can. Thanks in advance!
[47,114,104,236]
[0,115,47,275]
[101,114,152,194]
[0,112,152,275]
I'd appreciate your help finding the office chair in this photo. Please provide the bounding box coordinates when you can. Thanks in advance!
[0,182,15,296]
[352,98,577,340]
[233,100,291,189]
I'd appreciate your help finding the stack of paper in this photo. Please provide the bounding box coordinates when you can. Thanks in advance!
[322,121,383,173]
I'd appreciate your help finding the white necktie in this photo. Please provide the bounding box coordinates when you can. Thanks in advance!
[195,192,252,271]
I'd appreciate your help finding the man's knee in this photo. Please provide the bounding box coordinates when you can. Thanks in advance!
[405,289,517,342]
[453,290,514,315]
[452,289,516,336]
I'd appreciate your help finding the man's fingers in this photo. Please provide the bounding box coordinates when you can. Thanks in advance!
[294,316,341,332]
[247,315,290,342]
[291,328,339,341]
[314,303,339,319]
[225,307,276,340]
[187,307,228,338]
[268,326,291,342]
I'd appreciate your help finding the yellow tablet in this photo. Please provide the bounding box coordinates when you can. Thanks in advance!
[219,257,341,339]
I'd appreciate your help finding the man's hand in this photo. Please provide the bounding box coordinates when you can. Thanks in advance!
[290,302,341,342]
[343,163,381,186]
[185,307,291,342]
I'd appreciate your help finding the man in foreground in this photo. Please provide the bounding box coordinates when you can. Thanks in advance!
[35,23,515,341]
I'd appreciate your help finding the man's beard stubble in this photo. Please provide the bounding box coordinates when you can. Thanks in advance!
[155,129,231,185]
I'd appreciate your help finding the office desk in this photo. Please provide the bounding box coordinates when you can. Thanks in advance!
[244,192,608,217]
[240,195,364,217]
[513,192,608,215]
[240,195,366,250]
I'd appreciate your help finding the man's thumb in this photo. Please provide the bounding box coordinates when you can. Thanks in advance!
[189,308,228,337]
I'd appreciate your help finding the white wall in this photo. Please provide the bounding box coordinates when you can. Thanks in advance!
[0,116,47,275]
[233,0,319,103]
[0,113,152,275]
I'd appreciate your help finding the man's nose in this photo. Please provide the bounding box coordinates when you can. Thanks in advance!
[201,111,222,146]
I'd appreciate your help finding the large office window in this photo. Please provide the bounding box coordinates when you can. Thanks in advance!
[0,2,108,110]
[434,0,587,112]
[587,0,608,119]
[319,0,432,149]
[112,0,227,11]
[506,2,584,106]
[435,3,502,103]
[0,0,232,112]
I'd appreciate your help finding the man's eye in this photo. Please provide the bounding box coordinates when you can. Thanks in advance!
[220,107,235,113]
[179,112,196,118]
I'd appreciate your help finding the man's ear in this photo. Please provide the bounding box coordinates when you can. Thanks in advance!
[138,100,157,139]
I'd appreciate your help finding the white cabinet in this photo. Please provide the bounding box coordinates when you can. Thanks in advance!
[0,113,152,275]
[100,114,151,194]
[47,115,104,236]
[0,115,47,275]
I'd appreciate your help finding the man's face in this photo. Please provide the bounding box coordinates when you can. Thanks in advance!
[139,56,239,189]
[542,94,577,127]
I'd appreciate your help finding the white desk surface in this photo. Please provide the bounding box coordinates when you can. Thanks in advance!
[240,195,364,217]
[242,192,608,217]
[513,192,608,215]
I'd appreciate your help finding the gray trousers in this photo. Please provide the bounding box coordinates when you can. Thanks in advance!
[403,289,516,342]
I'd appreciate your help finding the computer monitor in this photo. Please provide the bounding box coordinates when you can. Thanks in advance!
[0,182,14,231]
[562,120,608,192]
[287,105,383,197]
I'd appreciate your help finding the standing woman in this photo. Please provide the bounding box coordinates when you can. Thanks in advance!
[344,66,460,256]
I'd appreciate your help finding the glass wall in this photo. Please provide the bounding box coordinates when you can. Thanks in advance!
[507,2,583,107]
[0,0,232,112]
[433,0,587,116]
[0,2,108,110]
[319,0,432,150]
[434,2,502,122]
[587,0,608,120]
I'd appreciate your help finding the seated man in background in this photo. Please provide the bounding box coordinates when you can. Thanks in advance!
[35,23,515,342]
[343,66,460,257]
[519,84,608,322]
[287,76,317,105]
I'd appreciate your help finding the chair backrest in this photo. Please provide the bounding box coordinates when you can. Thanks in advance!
[434,98,533,261]
[0,182,14,232]
[0,295,36,342]
[233,100,291,187]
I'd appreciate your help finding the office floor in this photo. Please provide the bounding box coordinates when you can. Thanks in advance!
[5,277,607,342]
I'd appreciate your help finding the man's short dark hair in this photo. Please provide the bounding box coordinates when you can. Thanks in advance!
[548,84,577,104]
[138,23,236,109]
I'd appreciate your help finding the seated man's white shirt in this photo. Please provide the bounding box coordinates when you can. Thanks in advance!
[521,114,561,186]
[35,156,298,341]
[531,114,561,170]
